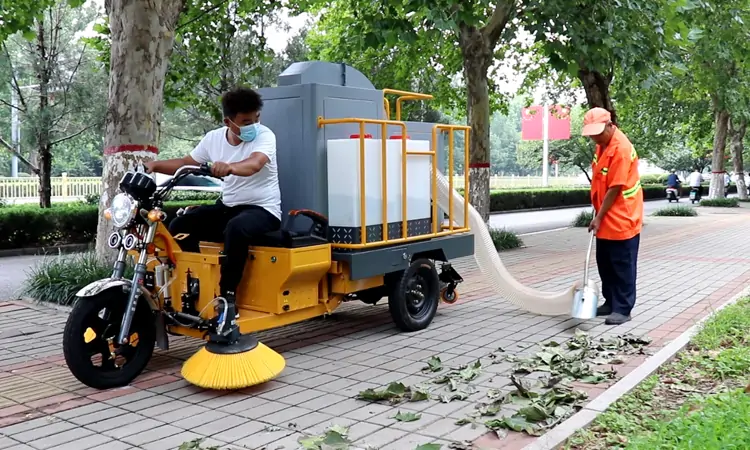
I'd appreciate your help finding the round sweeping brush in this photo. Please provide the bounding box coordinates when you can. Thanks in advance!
[181,334,286,390]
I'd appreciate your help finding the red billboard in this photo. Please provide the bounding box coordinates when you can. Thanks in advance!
[521,105,571,141]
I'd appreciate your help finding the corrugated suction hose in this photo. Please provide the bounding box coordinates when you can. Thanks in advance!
[434,169,579,316]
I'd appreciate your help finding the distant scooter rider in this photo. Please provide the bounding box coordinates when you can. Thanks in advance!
[688,169,703,197]
[666,170,681,197]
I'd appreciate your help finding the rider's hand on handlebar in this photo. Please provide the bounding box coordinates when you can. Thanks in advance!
[211,162,233,178]
[144,161,156,173]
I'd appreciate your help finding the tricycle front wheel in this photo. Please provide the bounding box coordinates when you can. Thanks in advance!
[62,290,155,390]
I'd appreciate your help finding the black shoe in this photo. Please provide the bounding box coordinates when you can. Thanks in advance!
[605,313,631,325]
[596,304,612,317]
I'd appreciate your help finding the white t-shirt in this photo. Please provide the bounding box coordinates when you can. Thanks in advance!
[190,124,281,220]
[688,172,703,187]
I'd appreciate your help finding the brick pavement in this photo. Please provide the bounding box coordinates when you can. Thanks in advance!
[1,206,750,450]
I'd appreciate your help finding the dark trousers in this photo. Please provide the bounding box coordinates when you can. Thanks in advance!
[596,234,640,315]
[168,200,280,297]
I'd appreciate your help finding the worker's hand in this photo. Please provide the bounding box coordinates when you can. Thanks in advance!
[588,216,601,234]
[211,161,233,177]
[143,161,156,173]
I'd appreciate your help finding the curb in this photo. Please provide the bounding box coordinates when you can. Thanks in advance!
[521,283,750,450]
[0,243,91,259]
[490,196,696,216]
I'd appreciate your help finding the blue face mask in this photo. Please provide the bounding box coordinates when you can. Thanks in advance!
[230,121,258,142]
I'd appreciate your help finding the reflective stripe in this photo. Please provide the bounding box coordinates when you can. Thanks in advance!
[600,167,609,174]
[630,146,638,161]
[623,180,642,198]
[593,154,598,164]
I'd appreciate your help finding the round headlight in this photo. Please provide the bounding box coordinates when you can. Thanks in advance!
[110,193,136,228]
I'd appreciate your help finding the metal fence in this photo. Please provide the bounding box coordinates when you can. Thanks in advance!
[0,175,100,202]
[0,175,587,202]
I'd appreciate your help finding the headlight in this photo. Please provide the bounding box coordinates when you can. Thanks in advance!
[107,193,137,228]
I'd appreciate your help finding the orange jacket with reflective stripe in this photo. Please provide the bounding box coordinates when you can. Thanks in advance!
[590,128,644,241]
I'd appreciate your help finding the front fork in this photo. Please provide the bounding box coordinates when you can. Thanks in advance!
[116,224,156,345]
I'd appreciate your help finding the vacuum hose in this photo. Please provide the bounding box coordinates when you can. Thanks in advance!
[433,169,578,316]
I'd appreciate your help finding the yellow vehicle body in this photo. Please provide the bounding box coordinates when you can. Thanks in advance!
[139,222,386,341]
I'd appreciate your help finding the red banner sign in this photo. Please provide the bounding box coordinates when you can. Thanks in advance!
[521,105,571,141]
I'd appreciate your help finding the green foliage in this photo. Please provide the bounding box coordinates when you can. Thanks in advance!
[0,0,85,44]
[304,1,466,120]
[22,251,133,305]
[2,1,107,178]
[652,206,697,216]
[572,210,594,228]
[488,228,523,251]
[692,297,750,350]
[699,198,739,207]
[627,389,750,450]
[80,1,304,123]
[0,201,213,249]
[83,191,219,206]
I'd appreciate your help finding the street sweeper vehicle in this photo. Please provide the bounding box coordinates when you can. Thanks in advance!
[61,61,589,392]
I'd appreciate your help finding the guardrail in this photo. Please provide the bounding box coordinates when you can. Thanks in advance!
[0,175,585,201]
[0,174,99,200]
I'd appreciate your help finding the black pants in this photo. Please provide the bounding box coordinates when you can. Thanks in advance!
[596,234,640,316]
[168,200,280,297]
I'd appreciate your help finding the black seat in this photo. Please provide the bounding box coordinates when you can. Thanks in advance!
[250,209,329,249]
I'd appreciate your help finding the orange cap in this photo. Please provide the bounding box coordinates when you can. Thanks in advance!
[581,107,611,136]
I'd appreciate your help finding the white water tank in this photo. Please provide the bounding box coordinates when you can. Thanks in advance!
[326,134,432,233]
[385,134,431,223]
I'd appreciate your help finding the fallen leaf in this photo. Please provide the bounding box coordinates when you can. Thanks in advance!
[393,411,421,422]
[422,356,443,373]
[414,444,442,450]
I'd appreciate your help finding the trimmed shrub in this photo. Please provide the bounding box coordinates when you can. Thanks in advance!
[0,200,214,250]
[640,174,670,185]
[83,190,218,205]
[22,251,134,305]
[572,210,594,227]
[489,228,523,251]
[700,198,740,208]
[652,206,698,217]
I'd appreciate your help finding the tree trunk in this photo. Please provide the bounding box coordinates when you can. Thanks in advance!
[95,0,184,260]
[38,145,52,207]
[708,108,729,199]
[578,69,617,125]
[729,116,747,200]
[36,17,52,208]
[459,26,492,222]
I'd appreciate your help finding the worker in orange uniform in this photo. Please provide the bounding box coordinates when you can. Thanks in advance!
[582,107,644,325]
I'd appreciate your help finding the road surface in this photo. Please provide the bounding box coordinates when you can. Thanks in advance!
[0,197,700,299]
[489,197,697,234]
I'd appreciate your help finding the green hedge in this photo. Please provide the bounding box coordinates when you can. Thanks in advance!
[486,184,737,212]
[0,183,739,249]
[0,200,214,250]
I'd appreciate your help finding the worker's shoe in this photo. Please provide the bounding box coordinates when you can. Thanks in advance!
[596,303,612,317]
[604,312,631,325]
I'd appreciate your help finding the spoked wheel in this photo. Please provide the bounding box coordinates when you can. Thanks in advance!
[388,258,440,332]
[63,291,155,390]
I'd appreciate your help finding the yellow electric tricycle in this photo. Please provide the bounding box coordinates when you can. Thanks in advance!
[62,161,470,390]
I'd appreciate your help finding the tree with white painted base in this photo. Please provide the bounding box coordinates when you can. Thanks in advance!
[94,0,184,259]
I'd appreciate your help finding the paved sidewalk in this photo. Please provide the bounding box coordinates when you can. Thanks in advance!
[2,206,750,450]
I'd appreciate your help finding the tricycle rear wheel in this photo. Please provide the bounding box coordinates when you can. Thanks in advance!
[62,290,155,390]
[388,258,439,332]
